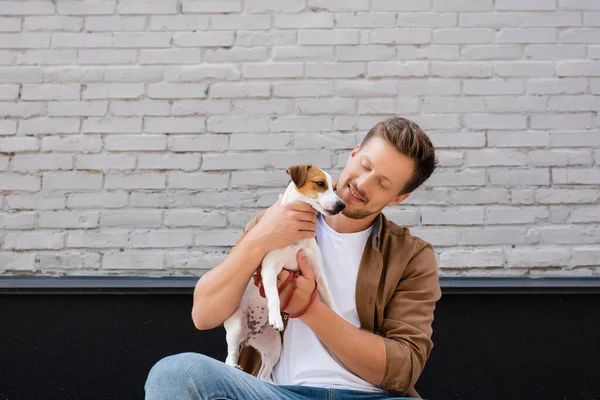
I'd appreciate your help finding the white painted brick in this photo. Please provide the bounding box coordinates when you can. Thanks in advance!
[337,45,395,61]
[384,208,421,226]
[244,0,304,13]
[488,169,550,186]
[506,248,570,268]
[368,61,429,77]
[57,1,116,15]
[101,211,163,228]
[560,28,600,43]
[170,135,228,152]
[145,117,205,134]
[105,135,167,151]
[104,67,165,82]
[0,67,43,83]
[167,172,229,189]
[488,131,550,148]
[549,95,599,112]
[422,207,484,225]
[66,231,128,248]
[165,251,227,269]
[434,0,493,12]
[396,13,456,28]
[0,137,39,152]
[132,191,255,209]
[6,194,65,210]
[105,173,166,189]
[231,171,290,188]
[536,226,600,245]
[425,169,486,187]
[495,62,554,77]
[422,97,484,113]
[440,249,504,268]
[570,206,600,223]
[179,65,240,81]
[498,0,556,10]
[571,247,600,267]
[43,171,102,190]
[498,29,557,44]
[335,81,396,97]
[68,192,128,209]
[204,47,268,63]
[369,29,431,44]
[396,45,460,60]
[486,207,549,224]
[164,210,227,228]
[130,229,193,248]
[0,156,8,171]
[82,84,144,100]
[463,79,524,95]
[0,103,47,118]
[551,131,600,147]
[210,83,269,99]
[207,116,269,133]
[210,14,271,30]
[48,101,107,117]
[458,227,528,246]
[273,46,334,61]
[531,114,593,129]
[552,168,600,185]
[335,13,394,29]
[274,13,333,28]
[41,135,102,153]
[298,30,358,46]
[243,63,303,78]
[465,149,528,167]
[0,33,50,48]
[485,96,548,112]
[4,232,64,250]
[182,0,242,13]
[148,15,209,30]
[117,0,177,14]
[110,101,170,117]
[0,252,36,271]
[535,189,598,204]
[44,66,104,82]
[236,30,296,47]
[230,134,290,150]
[305,62,365,78]
[76,154,136,171]
[39,211,99,229]
[0,17,22,32]
[358,99,394,115]
[461,45,523,60]
[113,32,172,48]
[85,16,146,31]
[294,133,356,150]
[511,189,536,205]
[228,210,261,228]
[523,13,582,27]
[138,154,200,171]
[24,16,83,31]
[431,62,492,77]
[52,33,113,48]
[78,49,137,65]
[436,151,465,167]
[590,46,600,59]
[0,85,19,101]
[434,29,495,44]
[397,79,460,96]
[173,31,233,47]
[308,0,368,11]
[0,212,35,229]
[273,81,333,97]
[12,154,73,172]
[103,252,164,270]
[584,12,600,26]
[557,61,600,76]
[140,49,202,65]
[459,13,520,27]
[296,99,355,115]
[194,230,239,247]
[82,118,142,134]
[527,78,588,94]
[233,99,293,115]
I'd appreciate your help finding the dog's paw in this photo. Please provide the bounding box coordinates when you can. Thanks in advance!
[268,309,284,331]
[234,364,243,371]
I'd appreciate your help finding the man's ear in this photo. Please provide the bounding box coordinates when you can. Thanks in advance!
[286,165,312,188]
[349,144,360,159]
[387,192,410,207]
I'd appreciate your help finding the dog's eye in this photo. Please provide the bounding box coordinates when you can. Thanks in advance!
[315,181,325,187]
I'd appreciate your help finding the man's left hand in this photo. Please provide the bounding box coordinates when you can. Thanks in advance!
[276,249,318,315]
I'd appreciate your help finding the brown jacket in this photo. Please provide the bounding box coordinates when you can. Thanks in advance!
[235,210,442,398]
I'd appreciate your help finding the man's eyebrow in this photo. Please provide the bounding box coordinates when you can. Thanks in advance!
[363,155,393,184]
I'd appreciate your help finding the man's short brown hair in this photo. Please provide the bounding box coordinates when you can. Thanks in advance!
[361,117,438,195]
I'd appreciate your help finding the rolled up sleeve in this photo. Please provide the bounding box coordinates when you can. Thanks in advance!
[379,243,442,394]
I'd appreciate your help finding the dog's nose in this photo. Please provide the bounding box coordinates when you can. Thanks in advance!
[334,201,345,214]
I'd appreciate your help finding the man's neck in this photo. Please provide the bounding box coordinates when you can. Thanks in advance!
[323,212,378,234]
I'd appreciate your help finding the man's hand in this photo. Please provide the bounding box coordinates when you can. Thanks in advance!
[277,249,318,315]
[244,195,318,254]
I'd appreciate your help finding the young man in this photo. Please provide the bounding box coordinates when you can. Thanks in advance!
[145,117,442,400]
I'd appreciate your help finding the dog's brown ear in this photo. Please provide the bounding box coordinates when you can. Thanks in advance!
[286,165,312,188]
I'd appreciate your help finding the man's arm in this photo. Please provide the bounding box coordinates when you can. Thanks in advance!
[191,199,318,330]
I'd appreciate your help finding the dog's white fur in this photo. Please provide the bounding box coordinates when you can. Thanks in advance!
[223,166,344,383]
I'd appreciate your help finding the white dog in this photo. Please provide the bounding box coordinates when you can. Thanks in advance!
[223,164,345,382]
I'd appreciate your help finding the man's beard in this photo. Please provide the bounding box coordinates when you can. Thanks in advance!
[341,206,375,220]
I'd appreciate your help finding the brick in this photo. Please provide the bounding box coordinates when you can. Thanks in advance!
[0,85,19,101]
[169,135,228,152]
[523,12,582,27]
[236,30,296,47]
[18,49,77,65]
[549,95,599,112]
[305,62,365,78]
[431,62,492,77]
[52,33,113,48]
[0,137,39,152]
[104,67,165,82]
[0,67,43,82]
[233,99,293,115]
[182,0,241,13]
[44,66,104,82]
[117,0,177,14]
[434,0,493,12]
[273,81,333,98]
[105,173,166,189]
[0,212,35,229]
[48,101,107,117]
[434,29,494,44]
[507,248,570,268]
[571,247,600,267]
[169,100,227,117]
[57,1,116,15]
[173,31,234,47]
[552,168,600,185]
[584,12,600,26]
[486,207,549,225]
[358,99,394,115]
[397,79,460,96]
[83,83,144,100]
[13,154,73,172]
[422,207,484,225]
[463,79,524,95]
[308,0,368,11]
[230,134,291,150]
[561,28,600,44]
[498,0,556,10]
[465,149,528,167]
[458,227,528,246]
[112,32,172,48]
[66,231,128,248]
[103,252,164,270]
[488,131,550,148]
[204,47,268,63]
[273,13,333,28]
[570,206,600,223]
[207,116,269,133]
[242,63,303,78]
[101,211,163,228]
[167,172,229,189]
[110,101,170,116]
[485,96,547,112]
[164,210,227,228]
[132,191,255,209]
[145,117,205,134]
[76,154,136,171]
[273,46,334,61]
[78,49,137,65]
[297,30,358,46]
[531,114,593,129]
[210,83,270,99]
[85,16,146,31]
[131,229,194,248]
[4,232,64,250]
[590,46,600,59]
[0,33,50,48]
[211,15,272,31]
[0,252,36,271]
[369,29,431,44]
[140,49,202,65]
[138,154,200,171]
[41,135,102,153]
[39,211,99,229]
[0,17,22,32]
[24,16,83,31]
[232,171,290,188]
[0,103,46,118]
[165,251,226,269]
[105,135,167,151]
[43,171,102,190]
[440,249,504,268]
[435,151,465,167]
[488,169,550,186]
[461,45,522,60]
[293,133,356,150]
[527,78,588,94]
[202,153,268,171]
[495,62,554,77]
[244,0,304,13]
[559,0,600,11]
[336,45,395,61]
[459,13,520,27]
[557,61,600,76]
[535,189,598,204]
[422,97,484,113]
[425,169,486,187]
[194,230,239,247]
[68,192,128,208]
[149,15,209,30]
[0,156,8,170]
[498,28,557,44]
[536,226,600,245]
[397,45,460,60]
[179,65,240,81]
[511,189,535,205]
[82,118,142,134]
[7,193,66,210]
[383,208,420,227]
[368,61,429,77]
[335,13,394,29]
[296,99,355,115]
[335,81,397,97]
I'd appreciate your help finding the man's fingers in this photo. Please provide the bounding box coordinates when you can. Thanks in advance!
[297,249,313,280]
[285,201,318,214]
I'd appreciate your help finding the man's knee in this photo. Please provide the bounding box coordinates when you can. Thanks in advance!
[145,353,216,396]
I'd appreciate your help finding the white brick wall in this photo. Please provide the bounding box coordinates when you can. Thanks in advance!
[0,0,599,277]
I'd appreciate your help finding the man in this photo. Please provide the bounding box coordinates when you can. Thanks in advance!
[145,117,442,400]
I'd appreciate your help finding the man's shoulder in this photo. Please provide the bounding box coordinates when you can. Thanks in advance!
[380,212,432,257]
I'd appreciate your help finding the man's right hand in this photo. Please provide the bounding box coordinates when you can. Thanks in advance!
[244,195,318,253]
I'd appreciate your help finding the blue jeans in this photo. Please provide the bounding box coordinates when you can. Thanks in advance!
[145,353,418,400]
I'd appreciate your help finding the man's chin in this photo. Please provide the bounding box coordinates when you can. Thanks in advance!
[341,207,373,220]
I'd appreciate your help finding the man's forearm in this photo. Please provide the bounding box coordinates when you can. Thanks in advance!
[300,299,387,386]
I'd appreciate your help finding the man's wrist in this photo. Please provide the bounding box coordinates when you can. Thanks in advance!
[299,297,325,324]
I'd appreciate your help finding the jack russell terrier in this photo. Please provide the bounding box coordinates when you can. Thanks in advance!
[223,164,346,382]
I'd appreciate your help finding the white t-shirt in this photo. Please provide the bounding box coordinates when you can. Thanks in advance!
[272,214,383,393]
